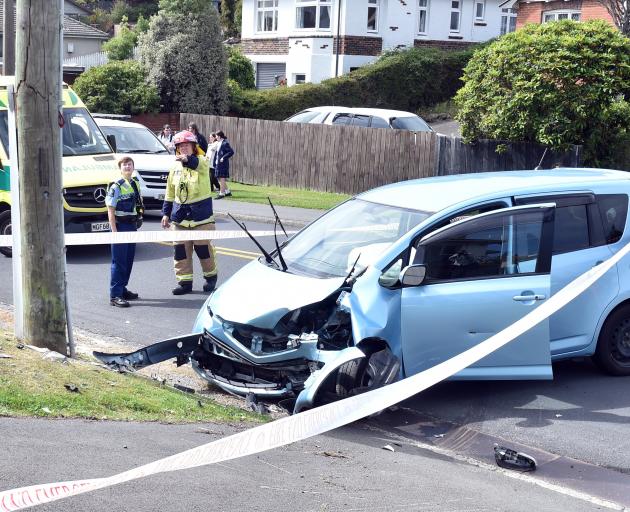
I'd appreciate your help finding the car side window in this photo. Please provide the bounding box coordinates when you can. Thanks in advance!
[370,116,390,129]
[351,115,370,127]
[552,205,589,254]
[597,194,628,244]
[416,210,547,282]
[332,114,352,125]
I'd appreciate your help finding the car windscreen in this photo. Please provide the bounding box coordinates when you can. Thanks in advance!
[0,111,8,155]
[285,110,322,123]
[279,198,432,278]
[100,125,169,154]
[390,116,432,132]
[62,108,112,156]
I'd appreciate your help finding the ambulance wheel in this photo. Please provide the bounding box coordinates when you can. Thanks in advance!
[593,305,630,376]
[0,210,12,258]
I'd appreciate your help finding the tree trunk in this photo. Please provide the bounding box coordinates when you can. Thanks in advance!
[15,0,66,353]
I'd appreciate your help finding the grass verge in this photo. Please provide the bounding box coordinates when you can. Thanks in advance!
[0,331,264,424]
[225,182,350,210]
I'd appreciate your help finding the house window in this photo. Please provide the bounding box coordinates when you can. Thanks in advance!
[296,0,332,30]
[418,0,429,34]
[475,0,485,20]
[543,10,581,22]
[450,0,461,32]
[294,73,306,84]
[367,0,379,32]
[256,0,279,32]
[500,7,517,34]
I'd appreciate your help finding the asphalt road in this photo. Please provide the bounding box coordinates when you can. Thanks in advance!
[1,215,630,509]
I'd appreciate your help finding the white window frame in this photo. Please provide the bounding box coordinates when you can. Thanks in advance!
[418,0,430,35]
[256,0,279,33]
[500,7,517,35]
[542,9,581,23]
[474,0,485,21]
[367,0,379,32]
[295,0,333,31]
[450,0,461,33]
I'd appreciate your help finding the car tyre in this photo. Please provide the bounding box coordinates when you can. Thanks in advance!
[593,304,630,376]
[0,210,12,258]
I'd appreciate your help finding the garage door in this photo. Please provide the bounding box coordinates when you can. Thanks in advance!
[256,63,287,90]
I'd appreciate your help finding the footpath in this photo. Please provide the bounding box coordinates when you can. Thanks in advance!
[210,198,323,228]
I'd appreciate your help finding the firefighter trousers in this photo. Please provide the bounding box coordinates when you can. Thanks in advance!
[172,222,217,283]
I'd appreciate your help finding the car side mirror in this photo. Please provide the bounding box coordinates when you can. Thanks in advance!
[106,134,117,153]
[400,264,427,287]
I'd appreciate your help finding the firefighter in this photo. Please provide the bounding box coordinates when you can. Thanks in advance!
[160,130,218,295]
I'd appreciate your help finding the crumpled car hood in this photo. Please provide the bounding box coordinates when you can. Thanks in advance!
[209,260,345,329]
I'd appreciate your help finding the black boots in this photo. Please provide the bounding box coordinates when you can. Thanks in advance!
[172,282,193,295]
[203,276,217,292]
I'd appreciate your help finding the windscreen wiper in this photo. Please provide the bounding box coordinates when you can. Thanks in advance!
[267,197,288,237]
[268,198,288,271]
[228,213,276,267]
[343,254,361,286]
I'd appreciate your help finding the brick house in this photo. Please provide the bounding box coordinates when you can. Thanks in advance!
[499,0,614,29]
[242,0,519,88]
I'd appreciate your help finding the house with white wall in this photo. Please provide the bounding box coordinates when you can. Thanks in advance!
[241,0,518,88]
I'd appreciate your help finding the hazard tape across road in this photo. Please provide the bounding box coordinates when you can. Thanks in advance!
[0,230,291,247]
[1,240,628,511]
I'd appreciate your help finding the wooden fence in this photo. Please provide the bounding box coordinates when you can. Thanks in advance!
[182,114,581,195]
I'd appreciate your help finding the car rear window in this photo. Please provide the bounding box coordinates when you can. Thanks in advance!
[390,116,432,132]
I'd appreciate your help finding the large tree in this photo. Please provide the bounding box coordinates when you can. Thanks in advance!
[138,0,229,114]
[455,20,630,166]
[598,0,630,35]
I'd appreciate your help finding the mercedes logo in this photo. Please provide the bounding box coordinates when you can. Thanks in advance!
[93,187,107,203]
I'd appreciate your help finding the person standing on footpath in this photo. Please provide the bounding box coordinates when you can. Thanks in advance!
[106,157,143,308]
[206,132,221,192]
[213,130,235,199]
[159,124,175,153]
[188,123,208,154]
[161,130,218,295]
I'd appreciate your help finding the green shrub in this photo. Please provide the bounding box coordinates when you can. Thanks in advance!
[227,46,255,89]
[455,20,630,167]
[230,46,476,120]
[102,23,137,60]
[73,60,159,115]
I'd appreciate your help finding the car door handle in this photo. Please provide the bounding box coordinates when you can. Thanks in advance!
[513,294,546,302]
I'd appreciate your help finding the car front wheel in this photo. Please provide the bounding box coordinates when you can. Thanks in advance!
[593,305,630,376]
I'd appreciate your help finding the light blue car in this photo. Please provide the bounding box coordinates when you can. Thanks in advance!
[96,168,630,412]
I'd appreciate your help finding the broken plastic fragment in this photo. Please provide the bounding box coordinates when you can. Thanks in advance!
[493,444,536,472]
[382,444,395,452]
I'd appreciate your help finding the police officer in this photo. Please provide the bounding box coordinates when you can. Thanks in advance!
[161,130,218,295]
[106,156,142,307]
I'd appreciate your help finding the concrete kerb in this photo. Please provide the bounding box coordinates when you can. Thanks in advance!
[213,210,311,229]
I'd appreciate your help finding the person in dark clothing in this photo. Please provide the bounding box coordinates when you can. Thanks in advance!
[188,123,208,154]
[213,130,235,199]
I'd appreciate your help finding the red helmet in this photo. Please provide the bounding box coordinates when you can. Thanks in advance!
[172,130,197,145]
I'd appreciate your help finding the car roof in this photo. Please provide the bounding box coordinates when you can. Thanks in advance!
[94,118,148,129]
[304,106,418,118]
[358,168,630,213]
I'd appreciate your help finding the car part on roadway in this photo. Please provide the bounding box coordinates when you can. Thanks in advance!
[0,210,11,257]
[593,304,630,376]
[493,444,537,472]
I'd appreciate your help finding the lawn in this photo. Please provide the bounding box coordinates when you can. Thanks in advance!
[0,332,264,423]
[226,182,350,210]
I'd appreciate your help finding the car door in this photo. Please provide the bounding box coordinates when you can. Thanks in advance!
[400,205,555,380]
[515,194,621,356]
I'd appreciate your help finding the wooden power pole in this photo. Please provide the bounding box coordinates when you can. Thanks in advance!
[15,0,66,353]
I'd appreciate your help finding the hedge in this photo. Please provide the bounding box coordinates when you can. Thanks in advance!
[230,46,478,120]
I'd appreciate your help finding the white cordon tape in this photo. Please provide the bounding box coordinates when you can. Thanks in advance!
[0,230,287,247]
[2,242,629,511]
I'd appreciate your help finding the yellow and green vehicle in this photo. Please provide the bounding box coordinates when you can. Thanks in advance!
[0,77,120,256]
